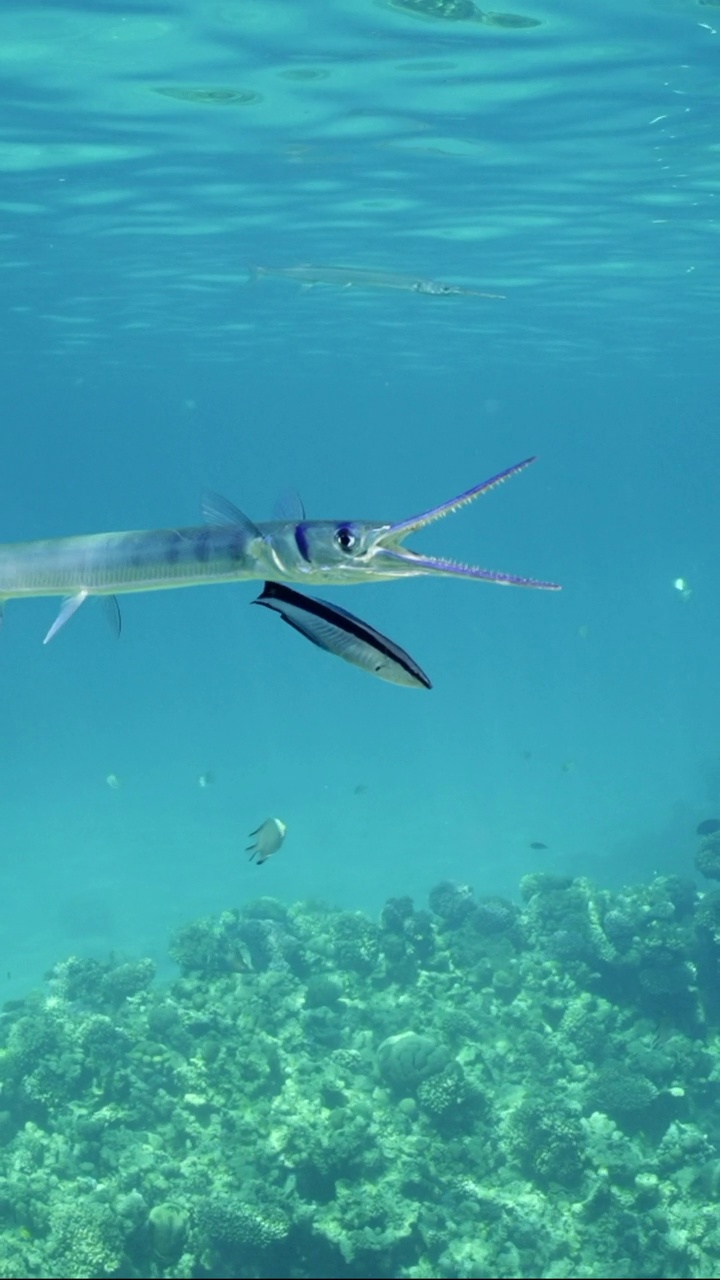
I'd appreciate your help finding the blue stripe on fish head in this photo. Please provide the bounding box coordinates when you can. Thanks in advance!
[294,523,311,563]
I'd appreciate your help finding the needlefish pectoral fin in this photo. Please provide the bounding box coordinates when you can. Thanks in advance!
[252,581,432,689]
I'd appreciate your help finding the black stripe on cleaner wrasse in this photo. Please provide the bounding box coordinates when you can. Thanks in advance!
[252,581,432,689]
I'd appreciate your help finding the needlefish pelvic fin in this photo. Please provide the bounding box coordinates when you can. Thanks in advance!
[0,455,559,643]
[253,581,432,689]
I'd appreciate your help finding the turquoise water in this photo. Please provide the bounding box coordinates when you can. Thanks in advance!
[1,1,719,1276]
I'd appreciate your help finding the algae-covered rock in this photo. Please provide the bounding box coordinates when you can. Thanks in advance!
[304,973,343,1008]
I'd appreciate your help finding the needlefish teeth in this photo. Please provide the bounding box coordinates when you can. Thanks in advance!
[252,580,432,689]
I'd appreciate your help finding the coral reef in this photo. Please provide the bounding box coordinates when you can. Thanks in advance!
[695,830,720,881]
[2,873,720,1276]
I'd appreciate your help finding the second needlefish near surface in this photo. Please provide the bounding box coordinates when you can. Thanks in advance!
[0,457,560,684]
[249,263,505,299]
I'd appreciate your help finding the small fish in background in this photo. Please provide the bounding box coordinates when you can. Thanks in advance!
[697,818,720,837]
[529,841,548,851]
[247,817,287,866]
[354,783,369,796]
[105,774,121,790]
[673,576,692,603]
[198,771,216,789]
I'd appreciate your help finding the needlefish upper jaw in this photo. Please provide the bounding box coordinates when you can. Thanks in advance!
[288,457,561,589]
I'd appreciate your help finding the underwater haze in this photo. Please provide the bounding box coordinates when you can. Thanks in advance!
[0,1,719,1277]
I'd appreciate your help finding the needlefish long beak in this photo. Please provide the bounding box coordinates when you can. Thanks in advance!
[371,457,561,589]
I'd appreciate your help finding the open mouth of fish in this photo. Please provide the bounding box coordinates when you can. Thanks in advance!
[367,457,561,589]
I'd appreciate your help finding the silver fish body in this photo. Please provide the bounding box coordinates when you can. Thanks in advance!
[0,525,260,599]
[251,263,504,299]
[253,580,431,689]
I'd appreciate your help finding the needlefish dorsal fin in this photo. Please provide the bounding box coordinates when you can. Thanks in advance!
[42,592,122,644]
[272,488,305,521]
[201,491,263,538]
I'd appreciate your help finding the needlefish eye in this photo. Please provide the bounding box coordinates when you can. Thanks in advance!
[334,524,357,554]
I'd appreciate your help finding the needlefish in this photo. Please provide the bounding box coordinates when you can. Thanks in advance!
[0,456,560,683]
[249,263,505,299]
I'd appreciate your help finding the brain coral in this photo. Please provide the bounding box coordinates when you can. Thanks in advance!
[377,1031,450,1091]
